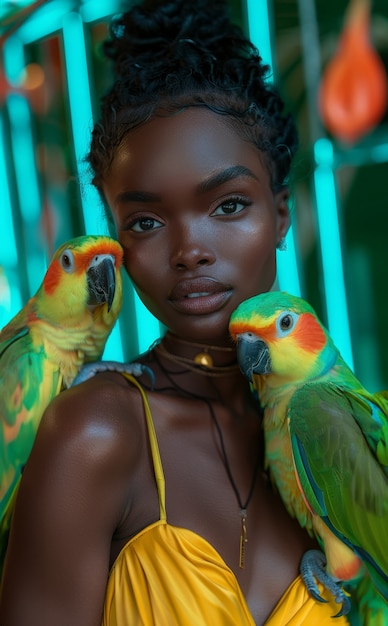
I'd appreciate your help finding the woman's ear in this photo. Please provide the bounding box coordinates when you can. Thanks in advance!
[275,188,291,241]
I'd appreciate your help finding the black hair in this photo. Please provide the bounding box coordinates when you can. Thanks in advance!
[88,0,298,194]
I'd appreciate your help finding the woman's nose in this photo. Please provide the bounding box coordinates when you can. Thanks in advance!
[169,224,216,270]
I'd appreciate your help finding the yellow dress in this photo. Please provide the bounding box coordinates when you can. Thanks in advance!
[102,376,349,626]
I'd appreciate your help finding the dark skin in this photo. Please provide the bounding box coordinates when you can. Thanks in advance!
[0,109,316,626]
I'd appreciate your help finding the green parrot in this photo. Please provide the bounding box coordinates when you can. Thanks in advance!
[0,234,148,570]
[229,290,388,622]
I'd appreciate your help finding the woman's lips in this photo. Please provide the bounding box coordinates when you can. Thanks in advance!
[168,278,233,315]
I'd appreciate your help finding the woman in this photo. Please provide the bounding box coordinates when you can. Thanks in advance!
[0,1,349,624]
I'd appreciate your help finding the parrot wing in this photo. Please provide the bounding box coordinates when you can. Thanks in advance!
[0,326,62,570]
[0,328,63,519]
[364,389,388,468]
[288,382,388,600]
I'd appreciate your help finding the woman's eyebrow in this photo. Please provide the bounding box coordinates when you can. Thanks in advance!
[197,165,260,194]
[114,165,259,205]
[115,190,161,205]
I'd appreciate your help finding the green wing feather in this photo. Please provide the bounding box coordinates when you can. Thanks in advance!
[289,382,388,600]
[0,327,63,517]
[0,320,61,575]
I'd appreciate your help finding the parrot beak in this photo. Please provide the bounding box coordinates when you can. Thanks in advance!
[236,333,271,381]
[86,255,116,312]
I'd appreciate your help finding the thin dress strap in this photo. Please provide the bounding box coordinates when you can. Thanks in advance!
[121,373,166,521]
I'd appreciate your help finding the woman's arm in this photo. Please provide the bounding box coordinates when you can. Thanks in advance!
[0,375,140,626]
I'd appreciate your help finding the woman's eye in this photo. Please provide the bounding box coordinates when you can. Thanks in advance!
[129,217,163,232]
[211,197,249,216]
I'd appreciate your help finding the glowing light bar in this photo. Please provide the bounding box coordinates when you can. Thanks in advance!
[61,11,108,235]
[7,94,41,224]
[3,33,25,83]
[80,0,122,23]
[15,0,73,43]
[245,0,274,79]
[314,138,354,369]
[5,90,46,297]
[0,113,21,326]
[0,116,18,268]
[276,227,301,297]
[245,0,301,296]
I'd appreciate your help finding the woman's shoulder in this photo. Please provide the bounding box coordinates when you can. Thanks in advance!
[17,370,150,537]
[36,370,147,473]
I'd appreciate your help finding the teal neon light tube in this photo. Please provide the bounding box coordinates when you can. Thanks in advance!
[314,138,354,369]
[0,113,22,326]
[61,11,108,236]
[245,0,301,296]
[245,0,274,77]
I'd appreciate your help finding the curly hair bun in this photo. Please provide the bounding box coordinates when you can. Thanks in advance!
[105,0,256,78]
[88,0,298,194]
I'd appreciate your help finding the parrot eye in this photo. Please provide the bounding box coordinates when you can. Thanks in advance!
[280,314,293,330]
[60,249,75,273]
[276,311,298,336]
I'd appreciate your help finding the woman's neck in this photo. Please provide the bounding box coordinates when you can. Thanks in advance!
[161,331,238,369]
[148,331,255,414]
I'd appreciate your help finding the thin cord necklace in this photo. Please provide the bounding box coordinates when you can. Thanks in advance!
[205,395,262,568]
[153,347,262,569]
[155,335,240,377]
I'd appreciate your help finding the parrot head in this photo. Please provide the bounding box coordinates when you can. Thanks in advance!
[31,235,124,349]
[229,291,339,388]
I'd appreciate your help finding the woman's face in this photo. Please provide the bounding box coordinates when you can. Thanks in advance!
[103,108,290,344]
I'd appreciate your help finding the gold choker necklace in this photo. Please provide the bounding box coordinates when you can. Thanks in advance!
[155,336,240,377]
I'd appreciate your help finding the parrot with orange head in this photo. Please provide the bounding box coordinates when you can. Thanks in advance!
[0,234,148,573]
[230,290,388,624]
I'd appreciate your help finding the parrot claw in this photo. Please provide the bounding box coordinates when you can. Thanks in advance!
[300,549,351,617]
[71,361,155,389]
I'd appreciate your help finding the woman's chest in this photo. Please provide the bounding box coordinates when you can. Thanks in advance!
[111,393,315,623]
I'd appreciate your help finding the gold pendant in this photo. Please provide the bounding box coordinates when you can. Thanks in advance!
[239,509,248,569]
[193,351,213,367]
